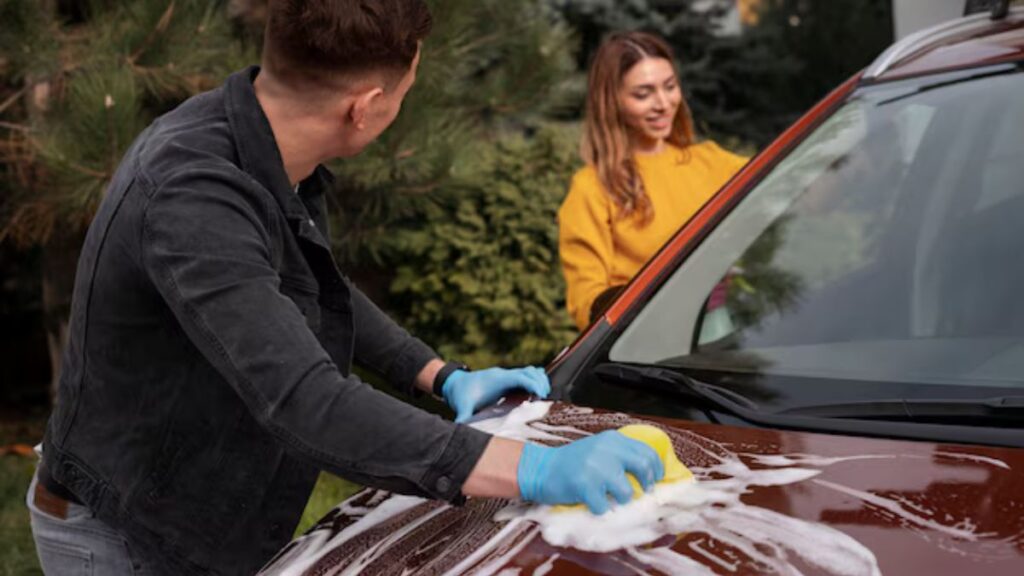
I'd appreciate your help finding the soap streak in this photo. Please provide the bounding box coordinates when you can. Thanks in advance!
[336,504,450,576]
[812,479,998,541]
[438,519,537,576]
[267,493,427,576]
[533,553,560,576]
[688,538,740,572]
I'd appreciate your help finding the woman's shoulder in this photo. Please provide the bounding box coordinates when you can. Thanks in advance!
[567,164,607,199]
[570,163,600,186]
[687,140,750,170]
[561,163,610,215]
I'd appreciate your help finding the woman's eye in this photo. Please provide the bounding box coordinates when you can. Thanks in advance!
[632,91,650,100]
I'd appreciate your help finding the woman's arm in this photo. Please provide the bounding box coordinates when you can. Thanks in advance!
[558,170,616,330]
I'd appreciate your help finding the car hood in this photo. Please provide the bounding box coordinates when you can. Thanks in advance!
[260,400,1024,576]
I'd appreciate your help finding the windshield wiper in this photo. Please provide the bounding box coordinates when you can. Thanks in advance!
[592,362,1024,448]
[593,362,762,414]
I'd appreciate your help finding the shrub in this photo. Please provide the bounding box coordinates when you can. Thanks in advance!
[380,125,581,367]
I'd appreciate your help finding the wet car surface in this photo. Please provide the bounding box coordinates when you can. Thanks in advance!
[260,400,1024,575]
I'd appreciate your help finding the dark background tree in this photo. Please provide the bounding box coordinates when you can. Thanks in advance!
[0,0,255,407]
[549,0,892,147]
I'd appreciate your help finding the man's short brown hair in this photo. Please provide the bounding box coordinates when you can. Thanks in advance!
[262,0,432,90]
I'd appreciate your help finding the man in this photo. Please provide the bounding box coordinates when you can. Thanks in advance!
[26,1,664,574]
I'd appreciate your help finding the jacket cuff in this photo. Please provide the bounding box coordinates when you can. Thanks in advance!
[388,337,439,396]
[420,424,491,504]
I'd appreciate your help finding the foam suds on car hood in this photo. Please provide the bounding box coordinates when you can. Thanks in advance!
[480,402,880,576]
[262,401,1010,576]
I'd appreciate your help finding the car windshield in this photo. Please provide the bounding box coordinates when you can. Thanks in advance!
[610,63,1024,401]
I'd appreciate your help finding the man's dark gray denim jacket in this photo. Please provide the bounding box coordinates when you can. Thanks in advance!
[40,67,491,575]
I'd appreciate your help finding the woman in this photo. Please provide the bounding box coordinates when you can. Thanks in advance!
[559,31,748,330]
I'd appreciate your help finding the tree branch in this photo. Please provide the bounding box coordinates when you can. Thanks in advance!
[0,86,29,116]
[128,1,176,65]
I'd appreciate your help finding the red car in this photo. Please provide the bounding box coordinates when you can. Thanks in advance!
[261,5,1024,575]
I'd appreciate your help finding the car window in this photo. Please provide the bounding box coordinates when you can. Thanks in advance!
[610,64,1024,390]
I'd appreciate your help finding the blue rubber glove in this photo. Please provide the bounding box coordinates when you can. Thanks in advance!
[517,430,665,515]
[442,366,550,423]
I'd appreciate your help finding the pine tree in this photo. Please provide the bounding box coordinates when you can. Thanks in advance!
[1,0,582,391]
[0,0,256,399]
[322,0,578,266]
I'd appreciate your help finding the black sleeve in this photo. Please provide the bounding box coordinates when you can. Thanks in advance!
[141,167,488,502]
[347,283,439,396]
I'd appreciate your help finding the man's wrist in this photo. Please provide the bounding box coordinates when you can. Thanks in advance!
[462,436,524,499]
[414,359,446,395]
[432,361,469,398]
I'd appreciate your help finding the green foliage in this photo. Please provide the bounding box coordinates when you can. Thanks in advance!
[1,0,256,246]
[327,0,578,264]
[380,125,580,367]
[728,216,803,332]
[294,473,361,537]
[0,0,60,81]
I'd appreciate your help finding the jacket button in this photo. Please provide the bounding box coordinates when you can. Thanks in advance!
[435,476,451,493]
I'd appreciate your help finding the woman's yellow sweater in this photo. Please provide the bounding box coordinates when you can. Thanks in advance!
[558,141,748,329]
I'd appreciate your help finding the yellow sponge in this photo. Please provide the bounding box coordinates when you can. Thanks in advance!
[617,424,693,498]
[553,424,693,512]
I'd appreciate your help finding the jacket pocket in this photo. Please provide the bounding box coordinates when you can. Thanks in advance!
[141,409,275,547]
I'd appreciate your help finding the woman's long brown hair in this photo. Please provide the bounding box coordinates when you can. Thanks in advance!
[581,31,695,225]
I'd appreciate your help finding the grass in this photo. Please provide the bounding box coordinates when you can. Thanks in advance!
[0,456,43,576]
[295,473,363,536]
[0,412,45,576]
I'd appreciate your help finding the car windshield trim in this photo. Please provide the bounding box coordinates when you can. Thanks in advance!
[777,395,1024,419]
[596,362,1024,448]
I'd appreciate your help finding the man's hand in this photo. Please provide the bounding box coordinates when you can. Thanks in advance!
[442,367,550,423]
[517,430,664,515]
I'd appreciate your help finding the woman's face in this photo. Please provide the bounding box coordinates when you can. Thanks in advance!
[617,56,681,152]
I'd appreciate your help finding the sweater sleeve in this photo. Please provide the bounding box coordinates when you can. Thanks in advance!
[558,168,615,330]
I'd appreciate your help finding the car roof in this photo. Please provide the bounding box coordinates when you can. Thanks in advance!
[864,6,1024,82]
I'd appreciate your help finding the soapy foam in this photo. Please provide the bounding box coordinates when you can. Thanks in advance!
[259,400,1014,575]
[475,401,1008,576]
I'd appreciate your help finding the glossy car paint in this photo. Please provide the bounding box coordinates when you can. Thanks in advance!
[875,15,1024,81]
[260,400,1024,575]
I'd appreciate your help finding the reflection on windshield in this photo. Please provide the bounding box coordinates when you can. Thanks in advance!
[614,64,1024,393]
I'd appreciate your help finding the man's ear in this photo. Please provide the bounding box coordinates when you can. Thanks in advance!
[347,86,385,131]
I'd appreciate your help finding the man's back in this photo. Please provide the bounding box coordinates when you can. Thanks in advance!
[41,67,485,574]
[43,76,322,574]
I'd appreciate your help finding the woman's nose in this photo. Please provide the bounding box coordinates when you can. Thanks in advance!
[653,90,668,111]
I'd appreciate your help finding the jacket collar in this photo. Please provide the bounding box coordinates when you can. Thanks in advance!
[223,66,335,248]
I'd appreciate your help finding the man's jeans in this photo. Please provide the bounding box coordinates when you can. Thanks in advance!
[26,469,157,576]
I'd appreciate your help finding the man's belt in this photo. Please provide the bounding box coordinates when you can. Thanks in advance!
[36,462,84,518]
